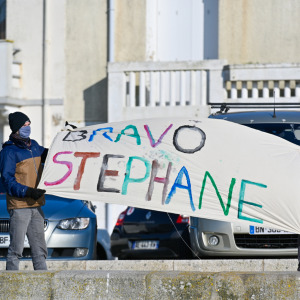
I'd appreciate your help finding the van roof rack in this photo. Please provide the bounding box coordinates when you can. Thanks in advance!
[211,103,300,110]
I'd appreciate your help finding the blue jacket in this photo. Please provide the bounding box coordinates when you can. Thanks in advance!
[0,139,46,209]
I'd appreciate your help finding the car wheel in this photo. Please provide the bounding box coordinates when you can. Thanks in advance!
[177,232,194,259]
[181,247,194,259]
[92,231,98,260]
[96,243,107,260]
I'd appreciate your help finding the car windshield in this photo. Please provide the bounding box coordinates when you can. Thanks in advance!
[244,123,300,146]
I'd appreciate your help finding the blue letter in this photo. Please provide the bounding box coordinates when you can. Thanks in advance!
[165,166,195,211]
[88,127,114,142]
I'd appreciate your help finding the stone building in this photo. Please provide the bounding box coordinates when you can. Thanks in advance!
[1,0,299,232]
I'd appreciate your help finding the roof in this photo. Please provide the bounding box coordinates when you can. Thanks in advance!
[209,110,300,124]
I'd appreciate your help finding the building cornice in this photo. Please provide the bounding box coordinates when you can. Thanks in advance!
[0,97,63,106]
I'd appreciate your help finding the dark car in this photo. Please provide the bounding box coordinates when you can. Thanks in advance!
[110,207,193,259]
[0,181,111,260]
[189,108,300,258]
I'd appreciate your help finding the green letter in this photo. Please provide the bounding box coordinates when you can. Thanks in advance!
[122,156,150,194]
[238,179,267,224]
[115,125,141,145]
[199,171,236,216]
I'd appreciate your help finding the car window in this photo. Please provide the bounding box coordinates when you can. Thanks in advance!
[244,123,300,146]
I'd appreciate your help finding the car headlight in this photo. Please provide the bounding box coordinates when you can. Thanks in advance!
[57,218,90,230]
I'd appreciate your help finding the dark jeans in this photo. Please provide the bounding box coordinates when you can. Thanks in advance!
[6,207,47,270]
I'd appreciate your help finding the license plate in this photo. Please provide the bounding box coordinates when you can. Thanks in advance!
[0,235,10,247]
[132,241,159,250]
[0,235,30,247]
[249,225,294,235]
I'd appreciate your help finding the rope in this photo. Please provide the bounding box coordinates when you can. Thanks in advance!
[166,212,202,260]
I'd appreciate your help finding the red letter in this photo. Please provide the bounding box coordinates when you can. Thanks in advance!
[73,152,100,190]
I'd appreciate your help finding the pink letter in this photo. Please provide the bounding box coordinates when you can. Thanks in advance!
[44,151,73,186]
[144,124,173,147]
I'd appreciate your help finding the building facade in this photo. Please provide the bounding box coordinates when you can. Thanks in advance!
[1,0,300,233]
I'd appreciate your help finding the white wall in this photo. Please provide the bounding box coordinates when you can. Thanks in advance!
[219,0,300,64]
[4,0,65,147]
[146,0,204,61]
[0,42,12,97]
[7,0,43,100]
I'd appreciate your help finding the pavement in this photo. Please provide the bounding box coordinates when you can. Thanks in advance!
[0,259,299,299]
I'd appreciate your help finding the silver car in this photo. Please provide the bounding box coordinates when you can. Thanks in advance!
[0,181,112,260]
[189,108,300,258]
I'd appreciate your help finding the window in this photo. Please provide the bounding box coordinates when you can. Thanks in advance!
[245,123,300,146]
[0,0,6,40]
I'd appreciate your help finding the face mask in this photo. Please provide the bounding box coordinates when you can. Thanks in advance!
[19,126,31,138]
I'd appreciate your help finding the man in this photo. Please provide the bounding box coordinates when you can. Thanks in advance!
[0,112,48,270]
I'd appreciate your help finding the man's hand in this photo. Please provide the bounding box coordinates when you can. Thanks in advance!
[26,187,46,200]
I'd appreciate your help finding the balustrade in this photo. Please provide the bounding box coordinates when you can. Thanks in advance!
[108,61,300,121]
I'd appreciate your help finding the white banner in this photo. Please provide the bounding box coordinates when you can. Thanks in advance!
[39,118,300,234]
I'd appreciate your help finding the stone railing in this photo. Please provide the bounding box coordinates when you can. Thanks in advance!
[107,60,225,122]
[217,63,300,109]
[108,61,300,121]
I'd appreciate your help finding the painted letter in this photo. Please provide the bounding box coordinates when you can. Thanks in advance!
[199,171,236,216]
[88,127,114,142]
[122,156,150,194]
[44,151,73,186]
[165,166,195,211]
[115,125,141,145]
[173,125,206,153]
[146,159,172,204]
[238,180,267,223]
[63,130,87,142]
[97,154,125,193]
[73,152,100,190]
[144,124,173,147]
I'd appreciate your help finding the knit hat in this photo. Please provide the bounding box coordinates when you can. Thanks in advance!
[8,112,31,133]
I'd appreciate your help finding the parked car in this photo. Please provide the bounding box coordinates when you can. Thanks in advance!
[189,108,300,258]
[110,207,193,259]
[97,228,114,260]
[0,181,111,260]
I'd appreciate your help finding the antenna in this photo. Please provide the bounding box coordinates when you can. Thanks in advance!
[272,89,276,118]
